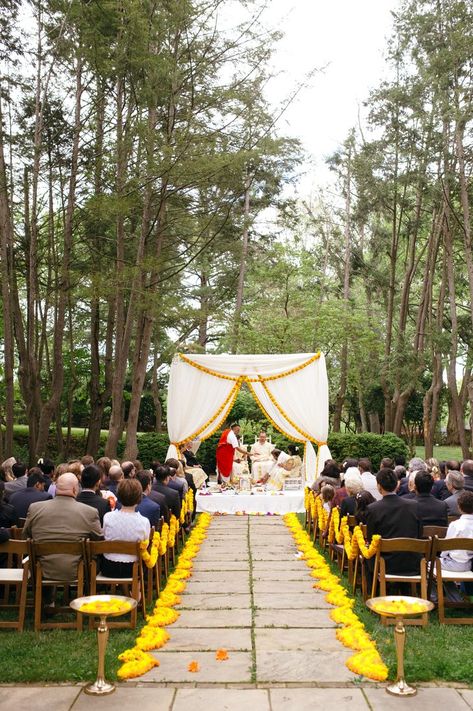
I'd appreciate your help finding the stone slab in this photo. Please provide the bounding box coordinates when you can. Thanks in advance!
[141,651,253,683]
[172,609,252,628]
[72,687,175,710]
[178,593,251,609]
[166,627,252,651]
[251,552,298,560]
[192,562,249,572]
[252,561,304,571]
[253,580,312,594]
[254,593,330,609]
[173,689,270,711]
[255,627,340,651]
[365,688,471,711]
[252,569,310,581]
[0,687,81,711]
[255,650,354,682]
[191,571,250,583]
[461,691,473,709]
[270,688,369,711]
[196,554,249,561]
[255,608,336,628]
[184,580,249,594]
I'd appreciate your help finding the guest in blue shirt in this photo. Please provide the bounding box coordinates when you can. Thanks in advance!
[135,470,161,527]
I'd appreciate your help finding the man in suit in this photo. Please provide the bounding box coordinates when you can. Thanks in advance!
[444,470,465,516]
[135,470,161,527]
[23,473,102,581]
[146,473,169,522]
[76,465,111,525]
[9,471,51,519]
[5,462,28,496]
[107,465,124,496]
[413,471,448,528]
[152,465,181,519]
[461,460,473,492]
[366,468,421,575]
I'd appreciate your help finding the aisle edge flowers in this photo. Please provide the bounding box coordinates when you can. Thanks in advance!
[117,508,213,680]
[283,512,388,682]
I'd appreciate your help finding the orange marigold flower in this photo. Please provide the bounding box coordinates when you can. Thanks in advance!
[188,660,200,672]
[216,648,229,661]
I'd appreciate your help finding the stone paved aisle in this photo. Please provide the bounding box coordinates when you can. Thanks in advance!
[1,516,472,709]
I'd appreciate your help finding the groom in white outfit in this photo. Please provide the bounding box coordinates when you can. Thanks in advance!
[250,431,274,481]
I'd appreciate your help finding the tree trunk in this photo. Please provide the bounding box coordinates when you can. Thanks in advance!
[231,171,252,354]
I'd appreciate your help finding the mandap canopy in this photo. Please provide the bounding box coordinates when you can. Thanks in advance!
[165,352,331,483]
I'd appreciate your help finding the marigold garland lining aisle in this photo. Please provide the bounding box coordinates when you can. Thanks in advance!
[283,512,388,682]
[117,507,212,680]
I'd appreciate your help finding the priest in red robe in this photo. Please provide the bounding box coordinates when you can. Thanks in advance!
[216,423,248,484]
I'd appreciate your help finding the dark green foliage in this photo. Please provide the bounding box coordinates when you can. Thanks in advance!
[327,432,409,470]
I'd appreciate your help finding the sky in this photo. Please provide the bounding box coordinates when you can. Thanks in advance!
[261,0,401,193]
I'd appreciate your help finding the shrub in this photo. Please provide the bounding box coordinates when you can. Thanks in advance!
[327,432,409,471]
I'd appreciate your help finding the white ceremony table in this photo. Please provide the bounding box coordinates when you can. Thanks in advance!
[196,489,305,515]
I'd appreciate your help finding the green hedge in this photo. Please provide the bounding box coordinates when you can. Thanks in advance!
[327,432,409,471]
[11,427,408,475]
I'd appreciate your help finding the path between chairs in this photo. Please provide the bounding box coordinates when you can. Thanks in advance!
[2,516,472,710]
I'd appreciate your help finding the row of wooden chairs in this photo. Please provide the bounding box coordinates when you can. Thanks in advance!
[0,506,193,633]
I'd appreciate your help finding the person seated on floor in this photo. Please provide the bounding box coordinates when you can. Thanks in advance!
[9,469,51,520]
[340,468,364,517]
[101,478,150,578]
[354,491,376,525]
[366,468,421,577]
[262,449,290,490]
[76,464,111,525]
[445,470,465,516]
[280,445,302,478]
[413,470,448,528]
[179,441,207,489]
[134,470,161,527]
[438,490,473,601]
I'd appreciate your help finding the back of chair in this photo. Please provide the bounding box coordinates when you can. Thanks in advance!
[378,537,431,555]
[422,525,448,539]
[32,541,86,558]
[431,535,473,557]
[0,538,29,563]
[448,515,460,524]
[87,539,141,559]
[347,515,357,528]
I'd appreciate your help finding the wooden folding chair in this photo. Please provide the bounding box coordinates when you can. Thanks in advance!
[31,540,86,631]
[0,539,31,631]
[422,525,448,540]
[87,540,146,629]
[371,537,432,626]
[430,536,473,624]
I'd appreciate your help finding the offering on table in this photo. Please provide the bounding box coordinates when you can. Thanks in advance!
[79,597,133,615]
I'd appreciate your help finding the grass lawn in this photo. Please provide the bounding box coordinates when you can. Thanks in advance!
[415,445,463,461]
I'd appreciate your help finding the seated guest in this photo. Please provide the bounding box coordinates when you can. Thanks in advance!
[354,491,376,525]
[0,481,18,527]
[358,458,381,501]
[81,455,94,467]
[461,460,473,492]
[447,459,461,472]
[9,469,51,519]
[398,457,427,496]
[96,457,112,487]
[321,484,335,513]
[366,468,421,575]
[1,457,16,483]
[165,458,187,500]
[107,465,124,496]
[37,458,55,491]
[5,462,28,496]
[427,457,449,500]
[312,461,341,493]
[134,471,161,527]
[76,465,111,525]
[101,479,150,578]
[438,490,473,600]
[122,461,136,480]
[414,471,448,527]
[380,457,395,470]
[340,469,364,517]
[152,465,181,519]
[22,473,102,582]
[394,465,406,482]
[445,470,465,516]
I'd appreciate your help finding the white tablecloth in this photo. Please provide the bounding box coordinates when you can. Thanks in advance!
[196,490,305,515]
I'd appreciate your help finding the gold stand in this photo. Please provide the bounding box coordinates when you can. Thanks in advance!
[84,614,115,695]
[70,594,137,696]
[386,616,416,696]
[366,595,433,697]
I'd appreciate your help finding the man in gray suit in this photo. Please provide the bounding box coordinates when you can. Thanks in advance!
[5,462,28,496]
[23,473,102,580]
[445,470,465,516]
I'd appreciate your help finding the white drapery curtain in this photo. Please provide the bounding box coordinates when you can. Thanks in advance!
[166,352,331,482]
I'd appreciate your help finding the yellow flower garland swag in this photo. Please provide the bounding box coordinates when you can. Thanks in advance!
[326,509,381,561]
[117,512,213,680]
[283,513,387,682]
